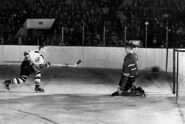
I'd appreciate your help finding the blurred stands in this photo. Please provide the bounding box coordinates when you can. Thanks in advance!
[0,0,185,48]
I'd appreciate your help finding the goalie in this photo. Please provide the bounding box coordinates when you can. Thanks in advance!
[2,43,50,92]
[112,43,145,96]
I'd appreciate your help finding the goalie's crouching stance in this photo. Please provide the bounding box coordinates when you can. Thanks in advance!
[2,44,50,92]
[112,43,145,97]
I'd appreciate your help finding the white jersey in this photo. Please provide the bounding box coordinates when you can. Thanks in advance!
[24,50,44,65]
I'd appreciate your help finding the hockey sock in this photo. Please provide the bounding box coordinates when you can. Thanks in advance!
[12,75,28,84]
[34,71,41,85]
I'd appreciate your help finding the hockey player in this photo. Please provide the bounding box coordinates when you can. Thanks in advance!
[2,43,50,92]
[112,43,145,96]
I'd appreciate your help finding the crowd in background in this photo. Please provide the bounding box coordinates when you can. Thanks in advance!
[0,0,185,48]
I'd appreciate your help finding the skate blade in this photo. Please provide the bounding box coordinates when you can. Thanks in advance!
[35,90,45,93]
[121,92,146,97]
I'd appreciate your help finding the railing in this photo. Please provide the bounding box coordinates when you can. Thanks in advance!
[0,25,184,48]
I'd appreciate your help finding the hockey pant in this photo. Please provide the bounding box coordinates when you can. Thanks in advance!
[11,61,41,85]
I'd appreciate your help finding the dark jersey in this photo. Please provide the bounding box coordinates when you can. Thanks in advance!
[122,53,138,77]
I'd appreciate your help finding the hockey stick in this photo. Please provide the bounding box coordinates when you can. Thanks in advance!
[52,59,82,67]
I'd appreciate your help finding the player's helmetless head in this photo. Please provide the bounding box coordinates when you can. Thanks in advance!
[125,47,133,54]
[39,42,47,53]
[40,46,47,54]
[125,43,135,54]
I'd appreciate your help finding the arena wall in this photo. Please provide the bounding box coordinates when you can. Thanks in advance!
[0,46,3,64]
[0,45,173,71]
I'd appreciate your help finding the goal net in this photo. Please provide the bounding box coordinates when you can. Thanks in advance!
[174,49,185,103]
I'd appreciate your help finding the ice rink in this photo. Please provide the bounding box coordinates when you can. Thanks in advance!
[0,65,184,124]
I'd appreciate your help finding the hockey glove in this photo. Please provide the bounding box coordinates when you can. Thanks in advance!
[39,62,51,69]
[46,61,51,67]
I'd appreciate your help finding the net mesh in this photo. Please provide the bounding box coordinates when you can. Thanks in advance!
[175,50,185,102]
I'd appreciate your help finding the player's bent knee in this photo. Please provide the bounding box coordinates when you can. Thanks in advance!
[35,78,41,85]
[35,72,41,77]
[12,78,18,84]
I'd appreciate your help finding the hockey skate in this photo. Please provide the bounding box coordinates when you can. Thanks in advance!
[121,90,145,97]
[111,90,132,97]
[121,86,146,97]
[35,85,45,92]
[3,80,11,90]
[111,87,146,97]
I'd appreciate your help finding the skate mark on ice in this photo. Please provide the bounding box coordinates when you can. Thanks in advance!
[0,90,35,93]
[6,107,59,124]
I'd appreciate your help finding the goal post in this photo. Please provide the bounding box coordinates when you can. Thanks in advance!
[174,49,185,103]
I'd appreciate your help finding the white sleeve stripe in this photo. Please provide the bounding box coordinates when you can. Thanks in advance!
[128,64,135,67]
[122,72,130,77]
[130,75,135,78]
[131,68,137,71]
